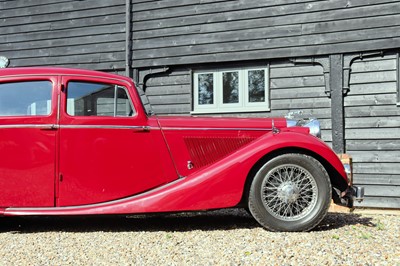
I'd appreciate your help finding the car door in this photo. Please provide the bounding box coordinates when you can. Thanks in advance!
[57,76,177,207]
[0,77,58,207]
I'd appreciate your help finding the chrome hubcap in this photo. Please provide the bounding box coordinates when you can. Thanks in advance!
[278,182,300,204]
[261,164,318,221]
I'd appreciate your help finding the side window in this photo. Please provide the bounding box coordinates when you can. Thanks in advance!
[66,81,135,117]
[0,81,52,116]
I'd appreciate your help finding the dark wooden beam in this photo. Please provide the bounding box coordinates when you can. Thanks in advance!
[330,54,345,153]
[125,0,132,78]
[397,52,400,105]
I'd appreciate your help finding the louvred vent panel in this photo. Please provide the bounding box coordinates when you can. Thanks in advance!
[184,136,257,169]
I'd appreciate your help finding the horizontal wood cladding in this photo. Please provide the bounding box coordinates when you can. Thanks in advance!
[0,0,126,70]
[354,174,400,186]
[0,1,124,18]
[355,197,400,209]
[133,3,400,40]
[269,62,332,144]
[0,0,77,10]
[144,60,332,143]
[144,68,192,115]
[131,0,400,68]
[344,53,400,208]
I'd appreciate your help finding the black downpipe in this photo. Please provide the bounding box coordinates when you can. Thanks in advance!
[125,0,132,78]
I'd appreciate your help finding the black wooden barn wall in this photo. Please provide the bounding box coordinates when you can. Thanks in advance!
[0,0,126,70]
[1,0,399,208]
[131,0,400,67]
[345,53,400,208]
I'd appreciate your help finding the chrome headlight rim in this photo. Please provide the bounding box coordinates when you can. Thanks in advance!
[286,118,321,138]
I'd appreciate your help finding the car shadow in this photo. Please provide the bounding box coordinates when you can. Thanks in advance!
[315,212,375,231]
[0,209,375,233]
[0,209,257,234]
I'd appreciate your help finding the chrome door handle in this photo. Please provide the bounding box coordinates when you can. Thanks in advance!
[131,126,150,132]
[39,124,59,130]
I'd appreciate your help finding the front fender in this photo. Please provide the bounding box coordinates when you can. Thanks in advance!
[245,130,348,183]
[236,130,349,198]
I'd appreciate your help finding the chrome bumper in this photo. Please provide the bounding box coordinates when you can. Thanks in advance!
[334,186,365,208]
[346,186,365,206]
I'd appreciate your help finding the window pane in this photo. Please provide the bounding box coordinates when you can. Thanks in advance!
[0,81,52,116]
[116,87,134,116]
[248,70,265,103]
[198,73,214,105]
[67,82,133,117]
[223,71,239,104]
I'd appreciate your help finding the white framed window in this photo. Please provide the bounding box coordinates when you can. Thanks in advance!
[193,65,270,113]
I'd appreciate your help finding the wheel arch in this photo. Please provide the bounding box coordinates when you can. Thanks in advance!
[238,147,348,207]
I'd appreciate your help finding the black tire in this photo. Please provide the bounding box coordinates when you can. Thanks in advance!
[248,153,331,232]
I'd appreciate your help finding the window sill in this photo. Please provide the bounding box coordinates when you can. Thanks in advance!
[191,107,271,115]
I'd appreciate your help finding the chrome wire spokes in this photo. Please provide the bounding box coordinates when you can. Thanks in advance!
[261,164,318,221]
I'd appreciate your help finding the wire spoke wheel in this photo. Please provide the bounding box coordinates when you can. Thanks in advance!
[261,164,318,221]
[248,154,331,232]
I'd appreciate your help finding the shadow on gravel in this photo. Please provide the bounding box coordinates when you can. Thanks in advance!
[0,210,375,233]
[315,212,375,231]
[0,209,257,233]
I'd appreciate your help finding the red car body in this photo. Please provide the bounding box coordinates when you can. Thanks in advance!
[0,67,361,231]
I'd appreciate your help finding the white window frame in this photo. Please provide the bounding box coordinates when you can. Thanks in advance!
[192,65,270,114]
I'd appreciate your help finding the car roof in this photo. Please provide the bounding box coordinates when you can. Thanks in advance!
[0,67,132,82]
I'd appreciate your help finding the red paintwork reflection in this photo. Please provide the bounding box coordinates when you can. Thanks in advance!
[56,75,178,206]
[0,128,55,207]
[0,75,58,207]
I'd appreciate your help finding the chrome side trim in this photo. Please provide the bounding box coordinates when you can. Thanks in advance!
[0,124,58,129]
[161,127,273,131]
[0,125,273,131]
[59,125,152,130]
[0,124,157,131]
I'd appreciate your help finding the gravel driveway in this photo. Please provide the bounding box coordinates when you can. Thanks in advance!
[0,209,399,265]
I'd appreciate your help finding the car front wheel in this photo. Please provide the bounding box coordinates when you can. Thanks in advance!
[248,153,331,232]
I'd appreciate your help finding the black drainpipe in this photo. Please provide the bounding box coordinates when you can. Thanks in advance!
[125,0,132,78]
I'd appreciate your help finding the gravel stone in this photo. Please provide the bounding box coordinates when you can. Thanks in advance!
[1,209,399,265]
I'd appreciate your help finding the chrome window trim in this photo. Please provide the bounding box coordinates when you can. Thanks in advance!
[65,82,136,118]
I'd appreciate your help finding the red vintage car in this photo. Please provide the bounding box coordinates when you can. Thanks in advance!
[0,67,363,231]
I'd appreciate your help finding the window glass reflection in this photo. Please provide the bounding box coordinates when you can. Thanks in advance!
[248,70,265,102]
[223,71,239,104]
[198,73,214,105]
[67,81,134,117]
[0,81,52,116]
